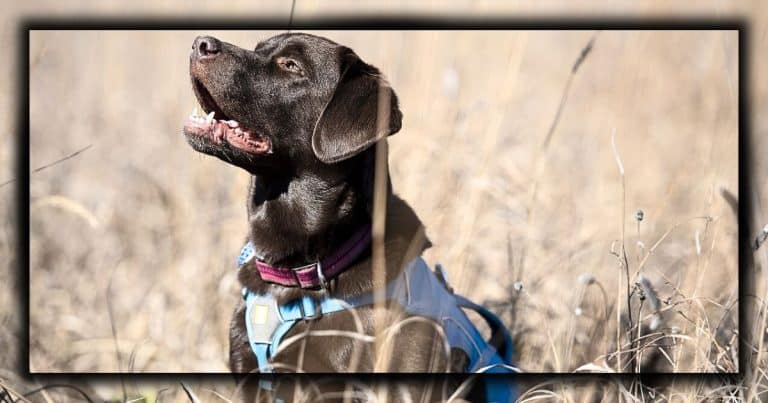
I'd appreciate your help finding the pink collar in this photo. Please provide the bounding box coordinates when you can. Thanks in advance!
[244,225,372,289]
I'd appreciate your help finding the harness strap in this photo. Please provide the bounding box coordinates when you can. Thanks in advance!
[243,276,406,373]
[453,294,514,364]
[243,258,512,367]
[241,257,517,401]
[265,297,364,367]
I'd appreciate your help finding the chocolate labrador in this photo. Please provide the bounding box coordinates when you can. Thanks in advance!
[183,33,488,401]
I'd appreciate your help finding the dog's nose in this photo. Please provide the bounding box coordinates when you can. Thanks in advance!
[192,36,221,59]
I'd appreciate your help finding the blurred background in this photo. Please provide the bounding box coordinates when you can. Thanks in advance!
[25,29,737,374]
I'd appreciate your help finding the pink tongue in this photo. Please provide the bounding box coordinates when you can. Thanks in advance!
[212,124,223,143]
[217,121,272,154]
[186,116,271,154]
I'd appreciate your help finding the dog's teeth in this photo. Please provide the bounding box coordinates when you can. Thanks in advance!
[206,111,215,124]
[226,120,239,128]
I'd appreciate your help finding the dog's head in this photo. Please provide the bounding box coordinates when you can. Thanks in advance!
[183,33,402,173]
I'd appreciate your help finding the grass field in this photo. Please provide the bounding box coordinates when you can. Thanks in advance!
[2,27,764,401]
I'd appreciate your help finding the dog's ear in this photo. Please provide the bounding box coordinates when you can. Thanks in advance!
[312,49,402,164]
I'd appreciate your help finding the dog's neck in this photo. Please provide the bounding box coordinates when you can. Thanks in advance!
[240,148,430,303]
[246,160,372,269]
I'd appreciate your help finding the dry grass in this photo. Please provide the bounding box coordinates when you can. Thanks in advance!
[2,27,763,401]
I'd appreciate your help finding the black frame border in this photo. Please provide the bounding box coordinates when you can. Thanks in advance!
[17,16,749,388]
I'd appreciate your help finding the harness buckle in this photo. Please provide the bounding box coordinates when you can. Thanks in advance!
[316,261,329,292]
[298,297,323,321]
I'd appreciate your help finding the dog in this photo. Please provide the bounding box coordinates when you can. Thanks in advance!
[182,33,515,402]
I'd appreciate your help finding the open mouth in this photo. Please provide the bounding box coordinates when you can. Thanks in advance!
[183,80,272,155]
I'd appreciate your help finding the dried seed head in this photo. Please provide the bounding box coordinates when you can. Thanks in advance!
[513,281,524,292]
[578,273,595,285]
[638,274,661,311]
[635,210,644,222]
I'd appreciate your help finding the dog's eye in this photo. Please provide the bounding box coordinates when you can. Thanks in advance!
[277,57,303,75]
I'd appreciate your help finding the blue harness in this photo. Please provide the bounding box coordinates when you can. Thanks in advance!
[238,242,518,402]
